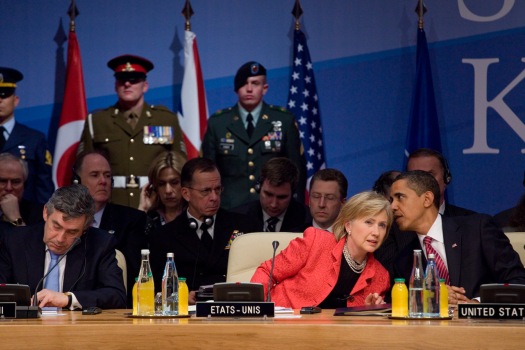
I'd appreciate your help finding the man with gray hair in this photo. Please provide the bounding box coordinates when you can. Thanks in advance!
[0,184,126,309]
[0,152,42,228]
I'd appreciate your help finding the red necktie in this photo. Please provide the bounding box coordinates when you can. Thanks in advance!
[423,236,450,285]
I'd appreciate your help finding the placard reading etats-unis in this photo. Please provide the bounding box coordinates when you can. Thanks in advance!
[195,302,275,317]
[458,303,525,319]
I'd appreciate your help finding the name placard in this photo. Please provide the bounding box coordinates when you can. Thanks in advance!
[196,302,275,317]
[458,303,525,320]
[0,302,16,318]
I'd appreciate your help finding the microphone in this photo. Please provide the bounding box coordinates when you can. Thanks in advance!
[266,240,280,302]
[32,237,82,307]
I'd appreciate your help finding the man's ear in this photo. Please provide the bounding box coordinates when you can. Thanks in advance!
[42,206,48,221]
[423,191,435,208]
[181,187,191,202]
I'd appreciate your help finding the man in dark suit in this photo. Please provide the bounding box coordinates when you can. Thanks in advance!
[0,185,126,309]
[390,170,525,304]
[232,157,311,232]
[149,158,256,303]
[202,61,306,209]
[0,153,43,228]
[0,67,54,204]
[73,151,147,306]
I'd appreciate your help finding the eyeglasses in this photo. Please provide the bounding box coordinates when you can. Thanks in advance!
[187,186,224,197]
[310,193,339,202]
[0,178,24,189]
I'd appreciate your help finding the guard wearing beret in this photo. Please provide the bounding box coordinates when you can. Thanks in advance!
[78,54,186,208]
[202,61,306,210]
[0,67,54,204]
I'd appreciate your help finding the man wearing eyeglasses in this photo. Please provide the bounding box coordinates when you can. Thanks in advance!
[149,158,256,303]
[78,54,186,208]
[0,67,54,205]
[0,153,43,228]
[308,169,348,233]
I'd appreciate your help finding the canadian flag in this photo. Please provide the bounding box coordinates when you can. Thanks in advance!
[177,30,208,159]
[52,27,87,187]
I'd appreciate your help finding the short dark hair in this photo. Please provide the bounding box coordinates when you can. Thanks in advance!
[310,168,348,199]
[407,148,450,183]
[181,158,219,188]
[372,170,400,198]
[260,157,299,190]
[45,184,95,229]
[394,170,440,209]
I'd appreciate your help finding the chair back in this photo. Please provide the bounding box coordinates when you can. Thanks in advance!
[115,249,128,292]
[226,232,303,283]
[504,232,525,267]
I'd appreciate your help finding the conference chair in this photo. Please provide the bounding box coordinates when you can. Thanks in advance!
[504,232,525,267]
[115,249,127,292]
[226,232,302,283]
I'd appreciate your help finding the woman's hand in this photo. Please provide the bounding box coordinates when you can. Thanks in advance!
[365,292,385,305]
[138,183,156,212]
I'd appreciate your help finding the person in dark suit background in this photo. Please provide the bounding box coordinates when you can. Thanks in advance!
[494,171,525,231]
[0,184,126,309]
[202,61,306,210]
[231,157,311,233]
[0,67,54,204]
[149,158,256,304]
[390,170,525,304]
[0,153,43,228]
[73,151,147,306]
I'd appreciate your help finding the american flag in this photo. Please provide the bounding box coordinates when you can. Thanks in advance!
[287,28,326,197]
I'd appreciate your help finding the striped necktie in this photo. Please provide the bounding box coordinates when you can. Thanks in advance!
[423,236,450,284]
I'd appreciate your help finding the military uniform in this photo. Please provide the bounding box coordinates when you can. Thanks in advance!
[202,102,305,210]
[78,103,186,207]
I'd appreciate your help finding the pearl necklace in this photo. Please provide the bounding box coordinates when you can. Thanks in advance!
[343,243,367,274]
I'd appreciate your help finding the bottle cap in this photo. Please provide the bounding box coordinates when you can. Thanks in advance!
[439,278,445,283]
[178,277,186,281]
[167,252,174,258]
[428,253,435,259]
[141,249,150,254]
[394,278,405,283]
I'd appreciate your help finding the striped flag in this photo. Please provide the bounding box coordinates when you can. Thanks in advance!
[177,30,208,159]
[287,28,326,200]
[52,22,87,187]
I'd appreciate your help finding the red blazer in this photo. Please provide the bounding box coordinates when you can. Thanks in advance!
[251,227,390,309]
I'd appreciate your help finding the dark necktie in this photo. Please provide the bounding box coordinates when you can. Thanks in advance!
[266,217,279,232]
[246,113,255,138]
[200,222,213,250]
[127,113,139,129]
[423,236,450,284]
[0,126,6,150]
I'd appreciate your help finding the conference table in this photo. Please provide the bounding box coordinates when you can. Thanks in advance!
[1,309,524,349]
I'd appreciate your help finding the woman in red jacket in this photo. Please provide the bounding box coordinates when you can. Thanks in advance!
[251,191,392,309]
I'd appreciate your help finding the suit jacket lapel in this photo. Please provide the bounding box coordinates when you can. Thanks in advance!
[226,107,250,144]
[63,236,86,292]
[175,213,202,258]
[26,229,46,292]
[442,217,462,286]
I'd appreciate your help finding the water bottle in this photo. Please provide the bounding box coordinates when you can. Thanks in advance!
[409,250,424,318]
[137,249,155,316]
[439,278,449,317]
[423,253,440,318]
[391,278,408,317]
[162,252,179,315]
[178,277,189,316]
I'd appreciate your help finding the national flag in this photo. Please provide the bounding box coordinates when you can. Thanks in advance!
[52,22,87,187]
[177,30,208,159]
[405,27,442,160]
[287,28,326,200]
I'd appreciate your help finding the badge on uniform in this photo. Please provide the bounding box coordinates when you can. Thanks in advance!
[224,230,245,250]
[267,121,283,141]
[17,145,26,160]
[219,137,235,153]
[143,126,174,144]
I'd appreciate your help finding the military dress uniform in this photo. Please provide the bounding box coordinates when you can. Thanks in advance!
[202,102,305,210]
[78,103,186,207]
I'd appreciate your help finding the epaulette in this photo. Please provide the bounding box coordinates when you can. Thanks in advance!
[211,107,233,117]
[149,104,171,112]
[268,105,291,113]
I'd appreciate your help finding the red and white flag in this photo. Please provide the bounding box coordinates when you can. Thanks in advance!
[52,27,87,187]
[177,30,208,159]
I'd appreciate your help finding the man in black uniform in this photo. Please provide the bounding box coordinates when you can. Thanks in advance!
[202,61,305,209]
[78,55,186,208]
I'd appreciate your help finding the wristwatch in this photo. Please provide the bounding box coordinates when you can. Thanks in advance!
[11,217,24,226]
[64,292,73,309]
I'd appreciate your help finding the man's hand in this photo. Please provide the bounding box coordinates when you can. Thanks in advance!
[189,291,197,305]
[447,285,479,305]
[34,289,69,308]
[0,193,22,222]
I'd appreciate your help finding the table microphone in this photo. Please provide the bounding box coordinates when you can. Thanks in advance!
[32,237,82,307]
[266,240,280,302]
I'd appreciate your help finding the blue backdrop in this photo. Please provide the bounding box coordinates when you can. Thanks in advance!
[1,0,524,215]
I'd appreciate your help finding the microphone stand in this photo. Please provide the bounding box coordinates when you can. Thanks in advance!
[266,240,279,302]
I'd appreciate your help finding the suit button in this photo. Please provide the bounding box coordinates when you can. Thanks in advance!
[247,148,253,155]
[249,175,255,181]
[130,138,134,143]
[130,156,134,161]
[130,192,134,197]
[250,188,256,194]
[248,161,254,167]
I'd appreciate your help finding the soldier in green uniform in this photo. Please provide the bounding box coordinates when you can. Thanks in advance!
[78,54,186,208]
[202,61,305,210]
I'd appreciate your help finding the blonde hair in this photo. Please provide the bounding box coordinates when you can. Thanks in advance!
[333,191,393,242]
[147,151,186,210]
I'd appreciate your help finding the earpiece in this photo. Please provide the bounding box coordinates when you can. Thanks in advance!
[72,166,81,185]
[254,177,262,193]
[441,156,452,185]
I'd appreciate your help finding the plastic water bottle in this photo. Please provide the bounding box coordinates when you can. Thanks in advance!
[409,250,424,318]
[423,253,440,318]
[391,278,408,317]
[178,277,189,316]
[162,252,179,315]
[137,249,155,316]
